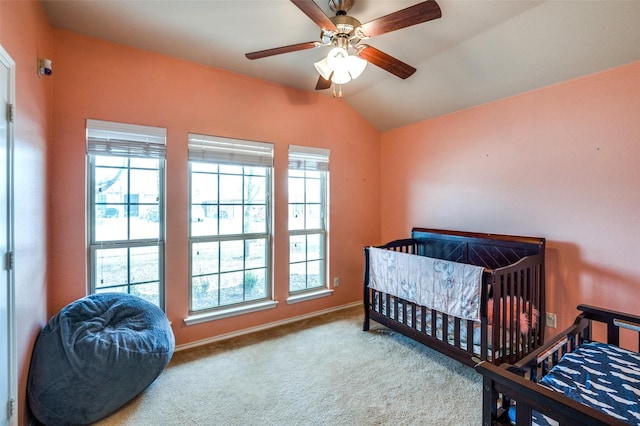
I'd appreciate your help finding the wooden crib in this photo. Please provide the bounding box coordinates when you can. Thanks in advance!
[363,227,546,367]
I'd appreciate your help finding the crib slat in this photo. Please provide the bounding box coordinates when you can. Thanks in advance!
[467,320,474,354]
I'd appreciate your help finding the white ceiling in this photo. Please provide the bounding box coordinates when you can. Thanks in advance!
[41,0,640,131]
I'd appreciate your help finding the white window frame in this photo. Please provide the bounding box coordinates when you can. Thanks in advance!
[287,145,331,304]
[185,133,276,324]
[86,119,166,309]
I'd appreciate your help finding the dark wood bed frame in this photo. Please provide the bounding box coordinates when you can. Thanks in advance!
[363,227,546,367]
[475,305,640,426]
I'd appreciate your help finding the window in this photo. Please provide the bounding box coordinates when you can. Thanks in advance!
[288,146,329,294]
[87,119,166,308]
[188,133,273,313]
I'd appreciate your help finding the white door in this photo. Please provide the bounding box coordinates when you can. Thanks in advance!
[0,45,16,426]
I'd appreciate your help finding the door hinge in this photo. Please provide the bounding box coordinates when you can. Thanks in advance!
[6,398,15,419]
[4,251,13,271]
[7,103,14,123]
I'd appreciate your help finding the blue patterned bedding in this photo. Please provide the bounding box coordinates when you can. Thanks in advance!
[530,342,640,425]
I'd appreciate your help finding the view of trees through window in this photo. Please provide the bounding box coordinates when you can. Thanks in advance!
[288,146,328,294]
[90,155,163,307]
[88,126,331,317]
[189,162,270,311]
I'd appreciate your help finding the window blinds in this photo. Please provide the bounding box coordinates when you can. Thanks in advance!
[86,119,167,159]
[188,133,273,167]
[288,145,330,171]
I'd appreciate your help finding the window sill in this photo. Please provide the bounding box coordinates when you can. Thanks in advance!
[286,288,334,305]
[184,299,279,326]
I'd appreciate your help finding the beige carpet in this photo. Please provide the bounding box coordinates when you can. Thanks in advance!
[96,306,482,425]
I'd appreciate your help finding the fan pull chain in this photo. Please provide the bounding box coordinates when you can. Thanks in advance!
[332,85,343,99]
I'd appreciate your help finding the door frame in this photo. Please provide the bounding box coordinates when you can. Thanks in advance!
[0,44,17,426]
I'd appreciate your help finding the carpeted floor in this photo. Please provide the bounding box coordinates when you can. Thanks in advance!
[96,306,482,425]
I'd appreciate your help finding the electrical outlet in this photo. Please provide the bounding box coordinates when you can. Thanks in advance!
[333,277,340,288]
[545,312,557,328]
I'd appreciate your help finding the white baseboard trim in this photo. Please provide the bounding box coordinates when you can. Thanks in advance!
[175,300,363,352]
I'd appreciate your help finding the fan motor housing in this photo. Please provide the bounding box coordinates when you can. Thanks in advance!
[330,14,361,35]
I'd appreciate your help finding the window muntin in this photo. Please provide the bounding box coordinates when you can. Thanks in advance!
[288,146,329,294]
[188,134,273,313]
[87,120,166,308]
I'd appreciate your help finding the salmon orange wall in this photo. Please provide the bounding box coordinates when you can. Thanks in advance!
[0,1,52,423]
[381,61,640,346]
[49,30,381,346]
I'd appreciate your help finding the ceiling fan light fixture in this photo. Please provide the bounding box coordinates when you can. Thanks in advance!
[314,58,333,81]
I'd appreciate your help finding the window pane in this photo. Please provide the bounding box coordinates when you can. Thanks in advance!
[130,169,159,200]
[131,209,160,239]
[306,204,322,230]
[288,176,305,203]
[95,156,127,167]
[129,245,159,284]
[130,158,159,169]
[140,205,159,223]
[220,271,243,305]
[192,162,217,173]
[95,205,127,241]
[245,205,266,233]
[219,174,243,204]
[245,269,266,301]
[307,233,322,260]
[95,247,128,288]
[130,282,160,306]
[219,164,242,175]
[220,205,242,235]
[245,239,266,269]
[289,263,306,292]
[95,168,127,208]
[192,172,218,204]
[244,175,266,203]
[192,275,220,311]
[290,235,306,263]
[191,205,218,237]
[289,204,305,231]
[305,178,321,203]
[307,260,323,289]
[192,242,219,276]
[220,240,243,272]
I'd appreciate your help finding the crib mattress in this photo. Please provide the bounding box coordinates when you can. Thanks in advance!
[530,342,640,426]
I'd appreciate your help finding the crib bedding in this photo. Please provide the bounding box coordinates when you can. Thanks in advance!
[368,247,484,321]
[530,342,640,426]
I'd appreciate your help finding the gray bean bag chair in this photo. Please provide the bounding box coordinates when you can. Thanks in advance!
[27,293,174,425]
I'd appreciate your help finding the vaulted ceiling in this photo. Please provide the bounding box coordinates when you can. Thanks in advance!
[41,0,640,131]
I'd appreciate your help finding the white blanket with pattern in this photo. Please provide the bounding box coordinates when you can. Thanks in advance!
[368,247,484,321]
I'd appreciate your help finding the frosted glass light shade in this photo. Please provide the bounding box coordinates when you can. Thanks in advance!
[314,58,332,80]
[347,55,367,79]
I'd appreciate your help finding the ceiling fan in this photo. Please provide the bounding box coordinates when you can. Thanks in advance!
[245,0,442,94]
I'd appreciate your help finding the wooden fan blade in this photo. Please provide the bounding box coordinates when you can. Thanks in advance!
[357,45,416,79]
[291,0,337,31]
[245,41,320,60]
[315,73,333,90]
[358,1,441,38]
